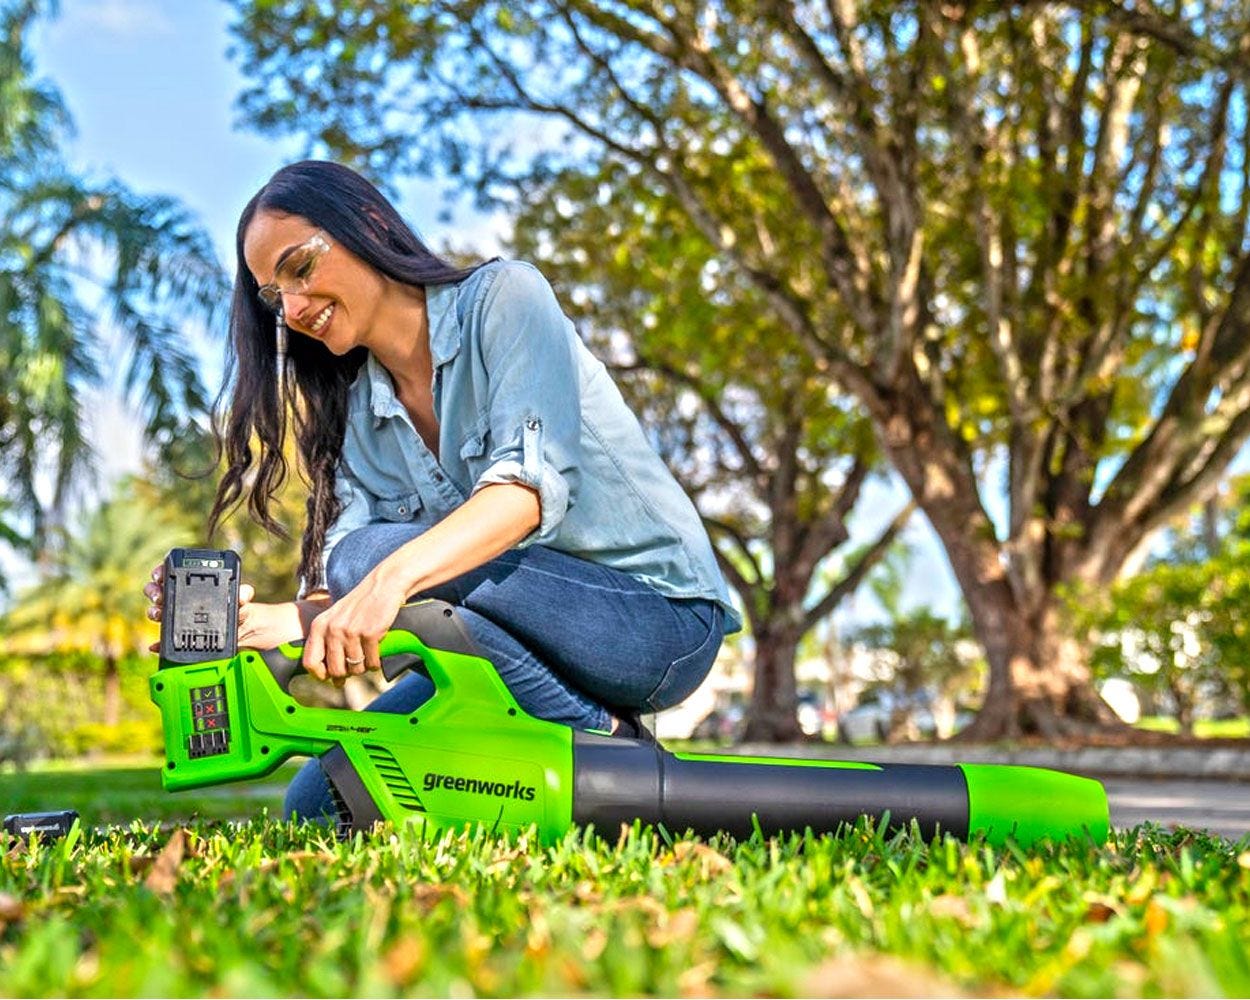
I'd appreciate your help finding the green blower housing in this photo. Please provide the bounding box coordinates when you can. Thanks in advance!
[149,548,1109,848]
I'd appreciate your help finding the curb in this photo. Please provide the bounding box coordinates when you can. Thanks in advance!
[729,742,1250,781]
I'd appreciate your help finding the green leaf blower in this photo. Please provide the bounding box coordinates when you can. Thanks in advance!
[149,548,1109,847]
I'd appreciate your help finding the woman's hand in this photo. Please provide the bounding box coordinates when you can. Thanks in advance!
[302,563,410,683]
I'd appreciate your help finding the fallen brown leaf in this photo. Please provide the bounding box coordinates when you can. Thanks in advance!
[802,952,969,998]
[677,958,718,998]
[927,894,975,926]
[410,883,469,911]
[582,927,607,961]
[1084,901,1118,923]
[645,907,699,948]
[0,892,25,922]
[669,841,733,878]
[143,828,187,895]
[382,935,425,986]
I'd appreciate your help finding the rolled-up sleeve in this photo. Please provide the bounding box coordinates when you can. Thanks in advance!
[470,262,581,546]
[297,462,371,597]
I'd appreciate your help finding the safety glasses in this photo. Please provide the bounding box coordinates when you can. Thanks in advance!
[257,232,332,313]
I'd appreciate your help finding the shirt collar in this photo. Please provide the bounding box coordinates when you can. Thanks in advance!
[356,281,462,427]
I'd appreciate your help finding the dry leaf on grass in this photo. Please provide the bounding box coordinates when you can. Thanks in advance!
[410,883,469,911]
[0,892,25,923]
[1084,901,1118,923]
[645,907,700,948]
[668,841,733,878]
[802,952,970,998]
[927,894,975,926]
[382,935,425,986]
[143,829,187,895]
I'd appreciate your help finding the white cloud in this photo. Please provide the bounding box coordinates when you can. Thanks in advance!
[72,0,175,38]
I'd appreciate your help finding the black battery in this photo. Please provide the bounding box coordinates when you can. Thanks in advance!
[4,810,79,840]
[159,549,241,665]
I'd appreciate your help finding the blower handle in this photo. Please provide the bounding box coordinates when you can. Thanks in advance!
[258,599,483,695]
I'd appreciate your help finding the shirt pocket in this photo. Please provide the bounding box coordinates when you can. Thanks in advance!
[370,490,423,523]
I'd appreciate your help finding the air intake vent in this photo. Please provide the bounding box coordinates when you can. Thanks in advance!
[364,743,425,812]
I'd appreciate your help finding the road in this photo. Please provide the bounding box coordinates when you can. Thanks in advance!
[1106,778,1250,841]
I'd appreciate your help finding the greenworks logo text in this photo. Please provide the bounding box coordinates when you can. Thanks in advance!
[422,771,537,801]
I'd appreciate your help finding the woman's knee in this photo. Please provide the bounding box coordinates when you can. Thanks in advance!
[325,523,423,599]
[283,757,336,822]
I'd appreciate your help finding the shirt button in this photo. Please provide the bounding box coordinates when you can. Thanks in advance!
[433,472,445,483]
[397,506,407,515]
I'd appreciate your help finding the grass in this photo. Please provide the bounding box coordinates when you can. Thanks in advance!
[0,756,297,824]
[0,759,1248,997]
[0,819,1246,997]
[1135,716,1250,739]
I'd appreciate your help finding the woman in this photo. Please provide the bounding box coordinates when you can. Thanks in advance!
[144,161,739,821]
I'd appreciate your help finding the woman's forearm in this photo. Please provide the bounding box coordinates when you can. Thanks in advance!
[240,595,332,648]
[374,482,541,597]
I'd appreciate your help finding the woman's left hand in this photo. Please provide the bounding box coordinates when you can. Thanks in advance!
[302,565,410,684]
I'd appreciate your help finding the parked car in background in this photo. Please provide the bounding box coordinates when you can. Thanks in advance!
[690,701,746,742]
[835,689,937,744]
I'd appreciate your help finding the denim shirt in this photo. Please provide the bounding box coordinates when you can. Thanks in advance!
[317,259,742,634]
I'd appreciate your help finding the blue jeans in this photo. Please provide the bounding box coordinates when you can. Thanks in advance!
[284,523,724,821]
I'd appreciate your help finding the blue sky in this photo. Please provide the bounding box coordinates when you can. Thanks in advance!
[17,0,961,623]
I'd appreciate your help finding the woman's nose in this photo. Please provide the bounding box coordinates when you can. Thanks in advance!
[281,290,312,320]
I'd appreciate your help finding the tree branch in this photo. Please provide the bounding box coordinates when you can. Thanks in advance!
[802,501,916,631]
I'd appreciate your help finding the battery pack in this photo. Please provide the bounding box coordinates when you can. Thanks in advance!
[4,810,79,840]
[159,548,240,665]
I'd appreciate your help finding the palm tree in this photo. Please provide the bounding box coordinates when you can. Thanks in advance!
[1,478,185,725]
[0,0,227,574]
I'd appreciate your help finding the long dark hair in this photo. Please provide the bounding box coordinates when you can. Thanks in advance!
[208,161,486,593]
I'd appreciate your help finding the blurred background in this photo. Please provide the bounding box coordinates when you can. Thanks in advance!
[2,0,1249,773]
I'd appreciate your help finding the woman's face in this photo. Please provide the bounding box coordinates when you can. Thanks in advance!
[242,210,387,355]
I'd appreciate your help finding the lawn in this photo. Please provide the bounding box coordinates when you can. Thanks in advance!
[0,762,1248,997]
[0,756,295,824]
[1135,717,1250,739]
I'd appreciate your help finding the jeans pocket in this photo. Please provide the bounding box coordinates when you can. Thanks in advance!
[643,606,723,713]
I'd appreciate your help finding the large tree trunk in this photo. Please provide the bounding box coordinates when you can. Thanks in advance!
[743,624,804,742]
[872,378,1131,742]
[958,593,1126,741]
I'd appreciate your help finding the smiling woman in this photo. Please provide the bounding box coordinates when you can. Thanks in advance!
[142,160,740,824]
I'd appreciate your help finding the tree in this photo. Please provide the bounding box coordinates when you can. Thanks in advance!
[229,0,1250,738]
[507,165,913,739]
[0,0,226,569]
[1,478,184,725]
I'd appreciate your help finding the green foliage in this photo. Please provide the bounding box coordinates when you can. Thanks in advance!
[0,0,226,556]
[847,546,986,734]
[2,478,183,660]
[0,652,160,762]
[0,814,1246,996]
[1071,478,1250,729]
[129,437,308,603]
